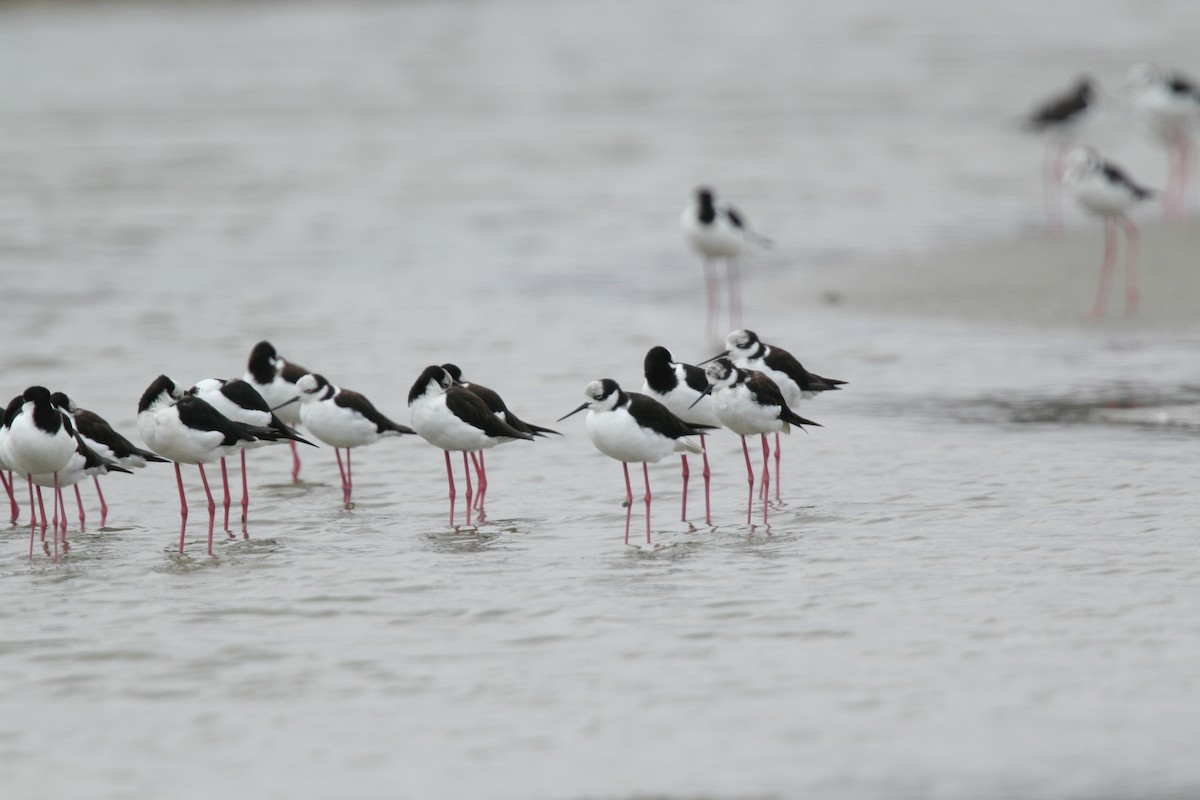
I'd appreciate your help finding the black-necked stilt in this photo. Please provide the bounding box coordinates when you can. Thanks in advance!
[706,329,844,503]
[681,186,772,339]
[440,362,559,519]
[50,392,142,531]
[693,358,820,527]
[1062,146,1155,318]
[245,340,313,483]
[1024,76,1098,229]
[558,378,707,545]
[1124,63,1200,221]
[641,346,720,528]
[138,375,285,555]
[190,378,314,529]
[4,386,88,556]
[282,373,413,510]
[408,365,534,530]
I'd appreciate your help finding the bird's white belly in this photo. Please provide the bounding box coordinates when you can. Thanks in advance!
[301,402,378,449]
[139,412,224,464]
[712,389,786,436]
[682,217,744,259]
[410,398,494,452]
[586,410,678,463]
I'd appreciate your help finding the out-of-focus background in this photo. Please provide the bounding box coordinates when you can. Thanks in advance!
[1,1,1198,798]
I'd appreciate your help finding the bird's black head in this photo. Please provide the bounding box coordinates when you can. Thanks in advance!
[247,340,278,383]
[440,363,464,384]
[138,375,182,414]
[643,346,677,391]
[409,365,451,405]
[50,391,77,413]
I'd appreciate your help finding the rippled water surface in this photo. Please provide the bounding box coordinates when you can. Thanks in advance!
[2,1,1199,798]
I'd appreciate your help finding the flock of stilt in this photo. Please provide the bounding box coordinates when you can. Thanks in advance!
[1026,62,1200,318]
[0,331,845,556]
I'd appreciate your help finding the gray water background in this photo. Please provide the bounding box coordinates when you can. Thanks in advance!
[1,1,1198,798]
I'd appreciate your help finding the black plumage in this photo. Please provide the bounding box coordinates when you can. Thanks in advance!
[441,363,560,437]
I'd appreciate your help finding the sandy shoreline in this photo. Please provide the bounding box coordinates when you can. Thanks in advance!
[770,220,1200,332]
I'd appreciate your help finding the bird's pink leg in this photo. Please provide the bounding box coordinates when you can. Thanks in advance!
[239,449,250,528]
[52,474,62,558]
[700,435,712,526]
[50,478,59,532]
[704,259,719,340]
[760,435,771,526]
[622,462,634,545]
[472,451,487,515]
[197,464,216,556]
[642,462,652,545]
[728,258,743,331]
[289,440,301,483]
[1044,140,1064,232]
[1,470,15,524]
[174,462,188,553]
[1092,218,1116,319]
[462,452,473,529]
[74,484,85,530]
[219,457,231,531]
[35,482,47,537]
[1118,214,1141,314]
[346,448,353,509]
[92,476,108,528]
[444,450,456,527]
[680,454,689,523]
[741,436,754,525]
[334,448,349,508]
[774,432,782,503]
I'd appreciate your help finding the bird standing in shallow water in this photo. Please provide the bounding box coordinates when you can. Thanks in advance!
[1024,76,1098,230]
[1124,63,1200,221]
[244,340,314,483]
[281,373,413,510]
[693,359,820,528]
[5,386,81,554]
[559,379,707,545]
[409,366,534,530]
[440,363,558,519]
[705,329,844,504]
[641,346,720,528]
[681,186,771,339]
[1062,145,1155,318]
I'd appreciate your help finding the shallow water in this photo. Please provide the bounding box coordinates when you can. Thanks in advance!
[1,1,1199,798]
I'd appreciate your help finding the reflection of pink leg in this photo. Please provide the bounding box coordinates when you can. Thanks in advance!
[622,462,634,545]
[93,476,108,528]
[175,462,188,553]
[700,436,712,526]
[728,258,742,331]
[198,465,216,556]
[642,462,652,545]
[444,451,456,527]
[1119,215,1140,314]
[1092,219,1116,319]
[704,259,719,339]
[740,436,754,525]
[680,454,689,522]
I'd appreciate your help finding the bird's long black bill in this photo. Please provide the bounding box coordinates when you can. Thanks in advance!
[271,396,300,412]
[696,350,729,366]
[556,403,589,422]
[687,385,714,409]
